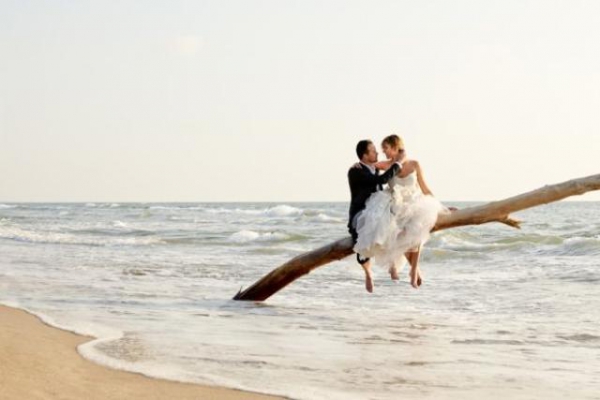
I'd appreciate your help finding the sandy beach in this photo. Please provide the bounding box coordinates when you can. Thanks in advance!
[0,304,284,400]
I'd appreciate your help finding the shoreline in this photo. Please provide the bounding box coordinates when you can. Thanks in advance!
[0,304,285,400]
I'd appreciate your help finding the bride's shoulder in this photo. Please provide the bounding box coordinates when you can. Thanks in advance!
[402,159,420,170]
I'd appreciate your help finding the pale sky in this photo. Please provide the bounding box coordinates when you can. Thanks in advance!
[1,0,599,202]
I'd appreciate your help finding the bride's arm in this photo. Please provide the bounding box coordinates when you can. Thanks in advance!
[415,161,458,213]
[374,159,394,170]
[415,161,433,196]
[416,161,458,212]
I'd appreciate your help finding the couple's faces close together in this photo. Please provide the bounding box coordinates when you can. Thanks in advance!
[364,142,400,163]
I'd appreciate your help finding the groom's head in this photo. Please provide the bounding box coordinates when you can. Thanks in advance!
[356,140,378,164]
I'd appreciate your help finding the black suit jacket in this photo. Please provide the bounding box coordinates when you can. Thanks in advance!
[347,163,401,233]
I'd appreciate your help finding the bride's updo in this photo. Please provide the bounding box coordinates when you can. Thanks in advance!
[382,134,405,151]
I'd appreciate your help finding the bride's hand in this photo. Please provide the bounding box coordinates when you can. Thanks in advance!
[440,205,457,214]
[351,162,362,169]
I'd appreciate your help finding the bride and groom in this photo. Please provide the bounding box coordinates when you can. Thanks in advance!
[347,135,454,293]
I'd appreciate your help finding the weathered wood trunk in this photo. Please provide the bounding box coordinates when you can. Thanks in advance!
[233,173,600,301]
[233,237,355,301]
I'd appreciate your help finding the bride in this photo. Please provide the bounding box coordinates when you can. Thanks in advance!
[353,134,452,289]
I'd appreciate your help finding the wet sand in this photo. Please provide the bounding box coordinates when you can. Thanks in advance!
[0,305,285,400]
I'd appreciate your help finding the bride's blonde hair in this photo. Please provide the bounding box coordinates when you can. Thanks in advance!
[382,134,405,151]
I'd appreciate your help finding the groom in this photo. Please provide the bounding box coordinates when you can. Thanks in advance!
[348,140,404,293]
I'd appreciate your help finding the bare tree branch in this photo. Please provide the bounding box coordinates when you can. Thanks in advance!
[234,173,600,301]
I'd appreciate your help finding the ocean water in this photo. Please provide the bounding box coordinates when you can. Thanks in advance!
[1,201,599,400]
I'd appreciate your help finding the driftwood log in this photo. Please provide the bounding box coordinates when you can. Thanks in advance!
[234,173,600,301]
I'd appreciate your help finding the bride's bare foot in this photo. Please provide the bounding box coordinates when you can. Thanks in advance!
[405,248,423,288]
[389,265,400,281]
[409,267,422,288]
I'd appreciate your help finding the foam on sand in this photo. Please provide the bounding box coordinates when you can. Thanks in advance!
[0,303,283,400]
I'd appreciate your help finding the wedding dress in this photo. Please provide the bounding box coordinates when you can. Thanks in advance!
[353,170,446,269]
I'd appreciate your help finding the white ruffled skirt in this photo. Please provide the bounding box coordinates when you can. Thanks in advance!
[353,189,444,269]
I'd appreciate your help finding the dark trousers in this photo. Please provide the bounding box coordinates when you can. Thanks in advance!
[349,226,370,265]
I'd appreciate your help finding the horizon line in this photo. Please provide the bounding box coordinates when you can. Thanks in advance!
[2,199,599,204]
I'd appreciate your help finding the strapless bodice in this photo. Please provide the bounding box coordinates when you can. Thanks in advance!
[389,171,420,200]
